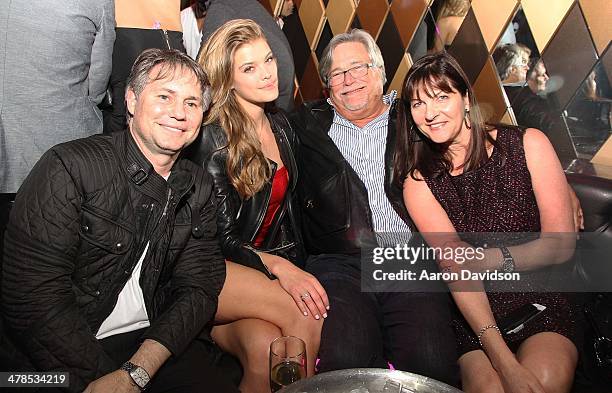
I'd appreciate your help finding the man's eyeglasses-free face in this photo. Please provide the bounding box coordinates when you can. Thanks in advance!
[327,63,375,87]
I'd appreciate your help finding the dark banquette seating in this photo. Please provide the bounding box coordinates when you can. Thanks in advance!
[566,173,612,392]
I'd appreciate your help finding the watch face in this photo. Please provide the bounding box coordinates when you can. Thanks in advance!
[130,367,150,388]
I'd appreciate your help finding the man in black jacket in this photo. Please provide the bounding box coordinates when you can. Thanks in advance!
[1,49,237,393]
[291,30,460,386]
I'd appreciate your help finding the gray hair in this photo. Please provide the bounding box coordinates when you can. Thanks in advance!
[126,48,212,117]
[318,29,386,87]
[492,44,525,81]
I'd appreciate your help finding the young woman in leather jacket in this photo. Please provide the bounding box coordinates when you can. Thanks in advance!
[186,19,326,392]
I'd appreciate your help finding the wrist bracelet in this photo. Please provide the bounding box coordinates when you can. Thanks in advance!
[477,324,501,348]
[500,246,515,273]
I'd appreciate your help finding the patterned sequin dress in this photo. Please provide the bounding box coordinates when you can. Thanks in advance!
[424,126,578,354]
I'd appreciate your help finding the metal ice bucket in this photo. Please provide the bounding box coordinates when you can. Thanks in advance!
[277,368,462,393]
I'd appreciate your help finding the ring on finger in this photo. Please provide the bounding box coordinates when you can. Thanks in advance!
[300,292,311,300]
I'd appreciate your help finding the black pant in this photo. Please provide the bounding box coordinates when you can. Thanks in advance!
[100,329,240,393]
[306,254,460,388]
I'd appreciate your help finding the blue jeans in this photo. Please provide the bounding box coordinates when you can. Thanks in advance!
[306,254,460,387]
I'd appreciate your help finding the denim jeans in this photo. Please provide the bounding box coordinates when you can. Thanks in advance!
[306,253,460,387]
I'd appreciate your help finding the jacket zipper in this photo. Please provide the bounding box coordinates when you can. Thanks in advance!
[161,188,173,220]
[248,165,275,242]
[161,29,171,49]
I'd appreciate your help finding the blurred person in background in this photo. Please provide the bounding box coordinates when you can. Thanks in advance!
[0,0,114,195]
[181,0,209,59]
[103,0,185,133]
[275,0,295,29]
[511,59,556,134]
[432,0,470,52]
[493,43,531,87]
[527,59,549,96]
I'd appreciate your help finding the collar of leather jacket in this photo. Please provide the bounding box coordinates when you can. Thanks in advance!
[298,98,411,226]
[113,130,195,204]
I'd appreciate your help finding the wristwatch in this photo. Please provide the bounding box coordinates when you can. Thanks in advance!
[121,361,150,391]
[500,246,515,273]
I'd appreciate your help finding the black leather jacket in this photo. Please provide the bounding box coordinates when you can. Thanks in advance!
[1,131,225,392]
[289,99,413,256]
[185,110,305,276]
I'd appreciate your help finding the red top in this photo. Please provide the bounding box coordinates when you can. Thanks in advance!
[253,166,289,247]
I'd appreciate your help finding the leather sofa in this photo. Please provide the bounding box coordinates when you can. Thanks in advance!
[566,173,612,391]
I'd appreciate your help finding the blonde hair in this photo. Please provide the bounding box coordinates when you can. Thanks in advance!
[198,19,271,198]
[437,0,470,19]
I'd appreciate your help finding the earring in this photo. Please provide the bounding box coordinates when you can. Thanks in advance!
[464,107,471,129]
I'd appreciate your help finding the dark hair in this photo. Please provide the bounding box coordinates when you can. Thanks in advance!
[193,0,208,19]
[393,52,497,186]
[126,48,211,119]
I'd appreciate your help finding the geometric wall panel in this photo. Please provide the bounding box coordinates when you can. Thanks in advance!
[578,0,612,56]
[299,52,324,100]
[448,8,489,85]
[284,13,312,81]
[472,57,508,123]
[387,53,412,96]
[592,136,612,167]
[315,20,334,60]
[253,0,610,171]
[522,0,574,53]
[471,0,518,52]
[269,0,283,15]
[377,11,406,90]
[500,109,516,125]
[326,0,356,36]
[356,0,390,39]
[542,2,598,110]
[604,44,612,83]
[390,0,430,48]
[299,0,326,49]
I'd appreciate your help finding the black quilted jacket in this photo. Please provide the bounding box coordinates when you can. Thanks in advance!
[1,131,225,392]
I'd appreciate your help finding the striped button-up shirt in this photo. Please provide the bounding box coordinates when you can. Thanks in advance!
[328,91,411,246]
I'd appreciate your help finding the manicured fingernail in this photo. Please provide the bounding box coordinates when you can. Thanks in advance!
[315,315,320,320]
[303,311,308,316]
[326,305,330,310]
[323,313,328,318]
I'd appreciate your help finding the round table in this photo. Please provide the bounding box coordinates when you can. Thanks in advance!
[278,368,463,393]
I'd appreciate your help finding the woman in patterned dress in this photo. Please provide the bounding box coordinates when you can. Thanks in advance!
[394,52,578,393]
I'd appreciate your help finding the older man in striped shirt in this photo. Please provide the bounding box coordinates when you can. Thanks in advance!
[291,29,459,387]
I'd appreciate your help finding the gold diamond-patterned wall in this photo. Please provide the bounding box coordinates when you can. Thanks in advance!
[471,0,517,52]
[265,0,608,110]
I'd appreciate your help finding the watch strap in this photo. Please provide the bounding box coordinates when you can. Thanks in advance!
[500,246,515,273]
[120,361,150,391]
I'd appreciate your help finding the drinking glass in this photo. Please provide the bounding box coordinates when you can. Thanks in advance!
[269,336,307,392]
